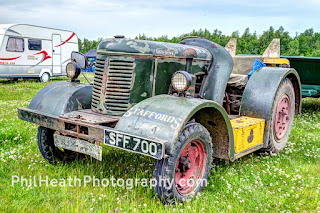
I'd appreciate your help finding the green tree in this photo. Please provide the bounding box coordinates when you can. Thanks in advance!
[284,40,300,56]
[79,26,320,57]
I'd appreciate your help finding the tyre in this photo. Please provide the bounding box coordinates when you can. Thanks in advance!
[39,72,50,82]
[37,126,82,165]
[267,78,295,153]
[153,122,213,204]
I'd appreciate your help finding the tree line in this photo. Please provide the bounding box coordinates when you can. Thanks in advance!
[78,26,320,57]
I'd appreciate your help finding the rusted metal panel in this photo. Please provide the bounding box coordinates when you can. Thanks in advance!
[97,38,212,60]
[191,107,234,160]
[17,108,167,159]
[91,56,135,116]
[114,94,234,159]
[18,108,105,142]
[240,68,301,147]
[28,81,93,116]
[54,134,103,161]
[59,109,119,125]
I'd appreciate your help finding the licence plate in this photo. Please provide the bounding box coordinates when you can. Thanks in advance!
[104,129,165,159]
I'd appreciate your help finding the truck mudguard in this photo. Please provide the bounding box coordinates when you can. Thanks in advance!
[115,95,236,160]
[180,38,234,105]
[240,67,301,146]
[28,81,93,116]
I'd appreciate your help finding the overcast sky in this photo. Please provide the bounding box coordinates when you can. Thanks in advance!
[0,0,319,40]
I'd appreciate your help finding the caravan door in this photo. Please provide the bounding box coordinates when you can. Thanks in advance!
[52,34,61,74]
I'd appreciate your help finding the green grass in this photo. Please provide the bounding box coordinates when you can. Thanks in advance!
[0,74,319,212]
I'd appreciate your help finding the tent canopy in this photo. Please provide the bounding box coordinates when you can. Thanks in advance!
[84,49,97,59]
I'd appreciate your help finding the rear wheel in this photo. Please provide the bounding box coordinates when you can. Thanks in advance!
[37,126,82,165]
[153,122,213,204]
[39,72,50,82]
[268,78,295,153]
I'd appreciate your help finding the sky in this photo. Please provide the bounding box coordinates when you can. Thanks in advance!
[0,0,320,40]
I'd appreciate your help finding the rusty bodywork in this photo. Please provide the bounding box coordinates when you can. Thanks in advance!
[18,37,301,162]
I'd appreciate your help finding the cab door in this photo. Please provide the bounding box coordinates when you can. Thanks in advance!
[52,34,61,74]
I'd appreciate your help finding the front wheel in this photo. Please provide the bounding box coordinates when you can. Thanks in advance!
[37,126,82,165]
[153,122,213,204]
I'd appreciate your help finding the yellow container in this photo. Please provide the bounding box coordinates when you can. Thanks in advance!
[230,116,265,153]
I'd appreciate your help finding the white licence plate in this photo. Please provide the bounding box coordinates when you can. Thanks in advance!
[104,129,165,159]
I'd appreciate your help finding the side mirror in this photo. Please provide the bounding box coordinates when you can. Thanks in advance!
[71,51,87,69]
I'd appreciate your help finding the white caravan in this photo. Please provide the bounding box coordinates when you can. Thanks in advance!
[0,24,78,82]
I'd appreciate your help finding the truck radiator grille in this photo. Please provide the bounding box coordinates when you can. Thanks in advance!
[92,56,134,115]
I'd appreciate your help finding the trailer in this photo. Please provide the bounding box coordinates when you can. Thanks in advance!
[280,56,320,98]
[0,24,78,82]
[225,38,320,98]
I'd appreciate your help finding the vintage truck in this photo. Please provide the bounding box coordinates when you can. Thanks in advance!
[18,36,301,204]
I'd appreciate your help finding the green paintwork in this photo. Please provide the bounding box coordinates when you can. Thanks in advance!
[98,38,212,60]
[239,54,320,97]
[281,56,320,97]
[28,81,93,116]
[301,84,320,97]
[93,38,212,116]
[115,94,234,159]
[18,37,303,162]
[240,67,301,148]
[182,38,234,105]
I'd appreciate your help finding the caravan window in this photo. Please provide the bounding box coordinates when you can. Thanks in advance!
[28,39,42,51]
[6,37,24,52]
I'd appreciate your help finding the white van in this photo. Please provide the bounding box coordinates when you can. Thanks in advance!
[0,24,78,82]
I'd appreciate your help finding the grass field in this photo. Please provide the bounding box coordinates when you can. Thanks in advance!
[0,74,319,212]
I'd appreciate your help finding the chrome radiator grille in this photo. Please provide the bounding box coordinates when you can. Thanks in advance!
[92,56,134,115]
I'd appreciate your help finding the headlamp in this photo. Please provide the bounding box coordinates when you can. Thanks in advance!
[171,71,192,93]
[66,62,81,81]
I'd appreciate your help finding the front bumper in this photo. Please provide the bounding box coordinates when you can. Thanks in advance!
[17,108,167,160]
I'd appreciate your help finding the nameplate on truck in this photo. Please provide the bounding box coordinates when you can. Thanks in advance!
[154,49,175,57]
[104,129,165,159]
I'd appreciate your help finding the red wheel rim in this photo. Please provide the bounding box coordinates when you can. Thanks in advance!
[274,93,291,141]
[175,140,207,196]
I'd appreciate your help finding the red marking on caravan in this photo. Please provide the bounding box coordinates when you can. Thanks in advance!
[0,56,21,60]
[54,33,75,47]
[34,51,51,63]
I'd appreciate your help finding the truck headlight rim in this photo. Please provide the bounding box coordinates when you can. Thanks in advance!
[66,62,81,80]
[171,71,192,93]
